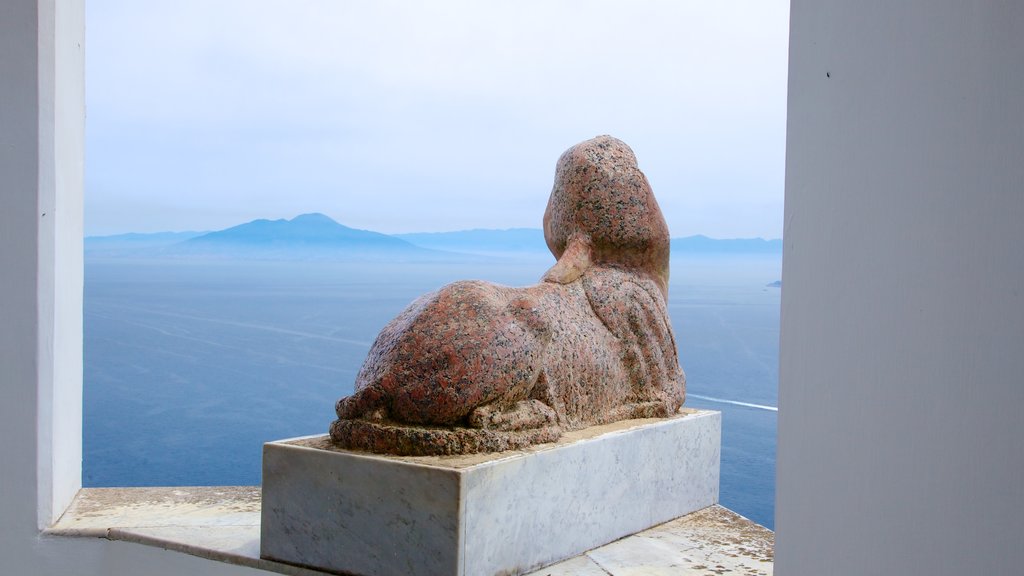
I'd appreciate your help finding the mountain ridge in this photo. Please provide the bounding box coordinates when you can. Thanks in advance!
[184,213,415,249]
[86,214,782,258]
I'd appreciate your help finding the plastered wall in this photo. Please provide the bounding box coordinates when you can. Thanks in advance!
[777,1,1024,573]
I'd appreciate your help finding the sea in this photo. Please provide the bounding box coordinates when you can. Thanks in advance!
[84,253,780,529]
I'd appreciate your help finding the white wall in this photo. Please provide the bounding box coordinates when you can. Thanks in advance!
[1,0,46,549]
[777,1,1024,574]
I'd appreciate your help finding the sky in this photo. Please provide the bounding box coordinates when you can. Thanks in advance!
[85,0,790,238]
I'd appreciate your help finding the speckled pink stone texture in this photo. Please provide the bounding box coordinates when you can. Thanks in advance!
[330,136,686,455]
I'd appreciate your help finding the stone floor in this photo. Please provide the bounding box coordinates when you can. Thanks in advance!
[49,487,773,575]
[527,505,773,576]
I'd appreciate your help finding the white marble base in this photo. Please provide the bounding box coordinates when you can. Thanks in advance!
[260,409,720,576]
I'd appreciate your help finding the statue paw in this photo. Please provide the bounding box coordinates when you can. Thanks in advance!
[467,399,558,431]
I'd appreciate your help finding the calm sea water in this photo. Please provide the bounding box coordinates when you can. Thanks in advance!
[84,254,780,529]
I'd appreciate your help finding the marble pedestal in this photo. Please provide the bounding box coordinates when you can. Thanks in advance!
[260,409,720,576]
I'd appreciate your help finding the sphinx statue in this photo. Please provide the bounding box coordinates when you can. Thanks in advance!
[329,135,686,455]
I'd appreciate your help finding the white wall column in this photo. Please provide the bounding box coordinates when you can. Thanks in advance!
[778,1,1024,574]
[38,0,86,529]
[0,0,84,532]
[0,0,69,538]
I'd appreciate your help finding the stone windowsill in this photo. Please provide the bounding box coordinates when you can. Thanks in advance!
[47,486,773,575]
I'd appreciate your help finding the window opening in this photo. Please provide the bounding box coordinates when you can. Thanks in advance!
[84,0,788,529]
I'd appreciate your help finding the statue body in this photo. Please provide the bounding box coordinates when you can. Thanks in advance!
[330,136,685,455]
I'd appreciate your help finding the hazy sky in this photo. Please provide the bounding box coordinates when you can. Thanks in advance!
[85,0,789,238]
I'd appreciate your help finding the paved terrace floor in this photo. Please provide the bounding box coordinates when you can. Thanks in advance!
[49,487,773,575]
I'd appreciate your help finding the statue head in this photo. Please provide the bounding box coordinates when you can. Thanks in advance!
[543,135,671,297]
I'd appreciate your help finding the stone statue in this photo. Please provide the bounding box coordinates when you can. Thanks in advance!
[330,135,685,455]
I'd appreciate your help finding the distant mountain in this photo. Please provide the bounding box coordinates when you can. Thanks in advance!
[88,230,208,245]
[85,216,783,260]
[86,214,434,261]
[395,228,548,255]
[183,213,411,249]
[166,213,434,260]
[85,230,209,257]
[671,235,782,254]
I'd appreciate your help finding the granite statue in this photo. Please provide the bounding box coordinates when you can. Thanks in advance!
[330,135,686,455]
